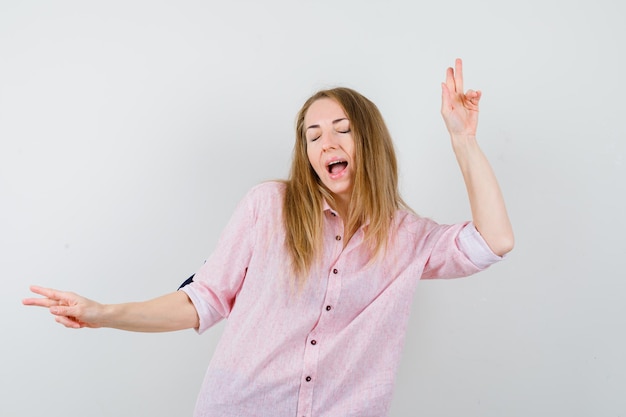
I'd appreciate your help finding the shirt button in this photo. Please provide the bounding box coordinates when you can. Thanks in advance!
[335,235,341,241]
[333,268,338,274]
[326,305,332,311]
[311,340,317,345]
[306,376,312,382]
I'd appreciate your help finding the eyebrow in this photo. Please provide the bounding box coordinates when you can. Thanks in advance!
[305,118,349,131]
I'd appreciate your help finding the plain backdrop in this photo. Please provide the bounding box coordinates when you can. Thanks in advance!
[1,1,624,416]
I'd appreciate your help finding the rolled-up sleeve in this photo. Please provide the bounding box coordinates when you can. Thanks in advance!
[456,222,504,269]
[180,186,260,334]
[420,220,503,280]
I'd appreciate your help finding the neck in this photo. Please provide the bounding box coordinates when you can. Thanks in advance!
[333,194,350,220]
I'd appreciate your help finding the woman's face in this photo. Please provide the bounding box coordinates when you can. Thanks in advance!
[304,98,356,206]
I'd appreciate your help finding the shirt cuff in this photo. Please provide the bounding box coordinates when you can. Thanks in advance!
[180,285,224,334]
[456,222,504,270]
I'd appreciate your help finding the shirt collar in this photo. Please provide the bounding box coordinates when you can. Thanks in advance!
[322,198,371,227]
[322,199,339,217]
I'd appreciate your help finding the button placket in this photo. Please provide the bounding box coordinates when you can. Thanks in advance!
[322,215,342,319]
[296,207,342,417]
[296,331,321,417]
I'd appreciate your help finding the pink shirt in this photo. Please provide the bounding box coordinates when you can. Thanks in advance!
[182,181,501,417]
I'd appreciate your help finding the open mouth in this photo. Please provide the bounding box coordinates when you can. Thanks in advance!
[327,160,348,174]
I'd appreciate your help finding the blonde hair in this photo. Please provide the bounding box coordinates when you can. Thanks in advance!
[283,87,408,285]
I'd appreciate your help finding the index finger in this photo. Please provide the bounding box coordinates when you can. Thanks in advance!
[23,285,67,307]
[445,66,456,94]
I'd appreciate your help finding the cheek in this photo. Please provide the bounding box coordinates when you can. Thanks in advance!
[306,146,317,166]
[344,141,356,162]
[306,148,324,177]
[341,134,356,159]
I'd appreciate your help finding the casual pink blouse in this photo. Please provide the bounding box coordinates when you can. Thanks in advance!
[181,181,501,417]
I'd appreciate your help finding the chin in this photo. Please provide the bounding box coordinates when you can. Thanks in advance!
[327,185,352,199]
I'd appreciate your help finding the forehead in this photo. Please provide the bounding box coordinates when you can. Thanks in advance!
[304,98,347,125]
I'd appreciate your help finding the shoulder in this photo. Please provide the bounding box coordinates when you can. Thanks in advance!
[246,180,286,197]
[393,208,438,234]
[391,209,470,245]
[240,181,286,213]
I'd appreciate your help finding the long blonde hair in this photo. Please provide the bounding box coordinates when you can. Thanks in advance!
[283,87,408,284]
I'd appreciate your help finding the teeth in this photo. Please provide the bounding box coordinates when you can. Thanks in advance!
[327,160,347,174]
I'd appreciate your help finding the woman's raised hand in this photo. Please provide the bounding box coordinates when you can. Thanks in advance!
[23,285,104,329]
[440,58,481,138]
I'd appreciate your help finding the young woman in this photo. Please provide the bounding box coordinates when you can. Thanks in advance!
[23,59,513,417]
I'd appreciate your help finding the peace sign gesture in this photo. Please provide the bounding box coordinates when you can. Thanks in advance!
[23,285,104,329]
[440,58,481,138]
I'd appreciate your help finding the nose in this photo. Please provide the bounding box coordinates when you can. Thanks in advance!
[320,130,337,151]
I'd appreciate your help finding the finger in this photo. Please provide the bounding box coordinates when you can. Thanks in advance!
[28,285,75,304]
[50,305,85,328]
[49,304,77,317]
[454,58,464,95]
[465,89,482,109]
[23,288,72,310]
[22,297,59,308]
[441,83,452,113]
[465,89,479,100]
[29,285,67,298]
[54,314,82,329]
[445,66,456,94]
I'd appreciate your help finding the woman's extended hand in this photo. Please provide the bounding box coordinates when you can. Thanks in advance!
[24,285,199,332]
[23,285,104,329]
[438,58,515,257]
[440,58,481,138]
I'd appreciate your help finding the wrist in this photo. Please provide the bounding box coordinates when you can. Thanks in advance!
[450,134,479,157]
[98,303,118,328]
[450,132,477,144]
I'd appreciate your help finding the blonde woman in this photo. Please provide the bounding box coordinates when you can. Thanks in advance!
[24,59,513,417]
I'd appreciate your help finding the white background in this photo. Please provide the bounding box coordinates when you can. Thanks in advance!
[1,1,624,416]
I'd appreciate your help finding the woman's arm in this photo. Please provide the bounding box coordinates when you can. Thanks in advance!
[440,58,514,256]
[23,285,199,332]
